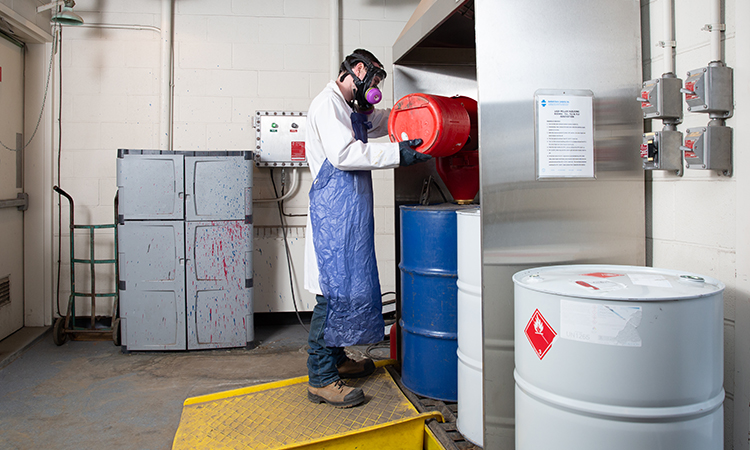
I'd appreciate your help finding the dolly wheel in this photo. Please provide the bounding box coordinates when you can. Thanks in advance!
[112,318,121,346]
[52,317,67,346]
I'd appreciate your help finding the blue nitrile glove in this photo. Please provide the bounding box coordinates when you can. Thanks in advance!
[398,139,430,166]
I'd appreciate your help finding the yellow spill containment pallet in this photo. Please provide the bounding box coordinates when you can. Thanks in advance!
[172,360,444,450]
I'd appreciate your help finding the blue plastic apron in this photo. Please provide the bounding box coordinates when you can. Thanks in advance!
[308,112,384,347]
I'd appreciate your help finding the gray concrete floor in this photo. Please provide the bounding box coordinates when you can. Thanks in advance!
[0,323,321,450]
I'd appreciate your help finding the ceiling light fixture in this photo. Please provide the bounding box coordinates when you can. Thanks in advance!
[36,0,84,26]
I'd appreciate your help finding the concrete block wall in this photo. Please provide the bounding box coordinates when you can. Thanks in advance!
[53,0,419,315]
[641,0,748,448]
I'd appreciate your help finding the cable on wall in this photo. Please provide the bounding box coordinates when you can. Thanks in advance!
[54,23,63,318]
[270,168,309,332]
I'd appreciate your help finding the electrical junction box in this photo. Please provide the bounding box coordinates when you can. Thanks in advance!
[682,126,732,175]
[254,111,307,167]
[639,77,683,120]
[641,130,683,175]
[683,64,734,118]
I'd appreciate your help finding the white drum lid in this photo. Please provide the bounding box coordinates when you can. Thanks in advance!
[456,207,480,217]
[513,264,724,301]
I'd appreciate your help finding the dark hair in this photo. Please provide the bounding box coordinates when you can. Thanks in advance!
[339,49,383,75]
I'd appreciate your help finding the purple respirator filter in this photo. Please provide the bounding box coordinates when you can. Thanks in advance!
[365,87,382,105]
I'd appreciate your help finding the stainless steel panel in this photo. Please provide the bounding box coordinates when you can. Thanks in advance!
[186,221,253,349]
[117,153,184,220]
[118,221,186,351]
[475,1,645,448]
[185,155,253,222]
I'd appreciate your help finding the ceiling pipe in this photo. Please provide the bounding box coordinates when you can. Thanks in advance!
[77,23,160,33]
[708,0,723,63]
[160,0,174,151]
[662,0,675,75]
[330,0,340,80]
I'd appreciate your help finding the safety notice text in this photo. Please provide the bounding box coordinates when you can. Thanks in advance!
[535,92,595,179]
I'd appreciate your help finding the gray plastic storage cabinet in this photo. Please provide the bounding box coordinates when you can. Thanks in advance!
[117,150,254,351]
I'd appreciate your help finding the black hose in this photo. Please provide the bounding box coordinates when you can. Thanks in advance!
[55,25,63,319]
[365,340,390,360]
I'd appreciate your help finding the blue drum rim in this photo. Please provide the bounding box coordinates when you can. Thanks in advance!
[399,265,458,278]
[399,319,457,340]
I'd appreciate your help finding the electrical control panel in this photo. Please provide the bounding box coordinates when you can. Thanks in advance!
[641,130,683,175]
[682,64,734,118]
[639,77,683,120]
[254,111,307,167]
[682,126,732,175]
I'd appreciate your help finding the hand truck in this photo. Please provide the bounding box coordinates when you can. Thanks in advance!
[52,186,121,346]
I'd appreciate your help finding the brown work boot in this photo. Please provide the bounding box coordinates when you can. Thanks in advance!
[337,356,376,378]
[308,379,365,408]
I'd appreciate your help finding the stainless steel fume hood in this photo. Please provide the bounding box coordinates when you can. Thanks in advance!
[392,1,645,448]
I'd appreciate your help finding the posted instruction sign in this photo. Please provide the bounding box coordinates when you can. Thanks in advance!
[535,90,595,179]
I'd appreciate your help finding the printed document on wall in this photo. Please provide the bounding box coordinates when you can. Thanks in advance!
[535,90,595,179]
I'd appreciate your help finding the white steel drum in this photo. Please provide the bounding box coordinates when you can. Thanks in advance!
[513,265,724,450]
[456,207,483,447]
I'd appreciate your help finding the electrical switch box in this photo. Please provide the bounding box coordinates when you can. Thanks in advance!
[639,77,683,120]
[641,130,683,174]
[683,64,734,118]
[682,126,732,175]
[254,111,307,167]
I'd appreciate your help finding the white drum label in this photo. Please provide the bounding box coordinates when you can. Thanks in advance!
[560,299,642,347]
[627,273,672,288]
[573,279,626,292]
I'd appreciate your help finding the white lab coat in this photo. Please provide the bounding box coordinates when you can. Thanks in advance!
[304,80,400,295]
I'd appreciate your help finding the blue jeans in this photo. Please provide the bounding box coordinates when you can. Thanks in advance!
[307,295,347,388]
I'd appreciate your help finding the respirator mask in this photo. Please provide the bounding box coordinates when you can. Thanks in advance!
[340,54,387,112]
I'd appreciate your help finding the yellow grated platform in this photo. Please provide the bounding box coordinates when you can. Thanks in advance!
[172,360,443,450]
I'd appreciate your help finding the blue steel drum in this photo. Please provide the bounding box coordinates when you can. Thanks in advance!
[399,204,470,401]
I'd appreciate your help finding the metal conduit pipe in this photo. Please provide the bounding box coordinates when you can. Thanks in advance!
[254,168,300,203]
[663,0,675,75]
[330,0,340,80]
[709,0,723,63]
[160,0,174,151]
[76,23,160,32]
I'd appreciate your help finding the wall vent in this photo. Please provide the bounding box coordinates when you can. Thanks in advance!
[0,276,9,307]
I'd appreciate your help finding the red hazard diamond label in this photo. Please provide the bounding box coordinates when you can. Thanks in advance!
[524,309,557,360]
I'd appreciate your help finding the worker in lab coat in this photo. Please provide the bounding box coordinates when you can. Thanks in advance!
[305,49,430,408]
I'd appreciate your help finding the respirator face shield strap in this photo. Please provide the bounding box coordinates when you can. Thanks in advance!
[341,56,387,111]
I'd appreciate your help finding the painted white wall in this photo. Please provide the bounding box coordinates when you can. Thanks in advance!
[641,0,746,448]
[50,0,418,317]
